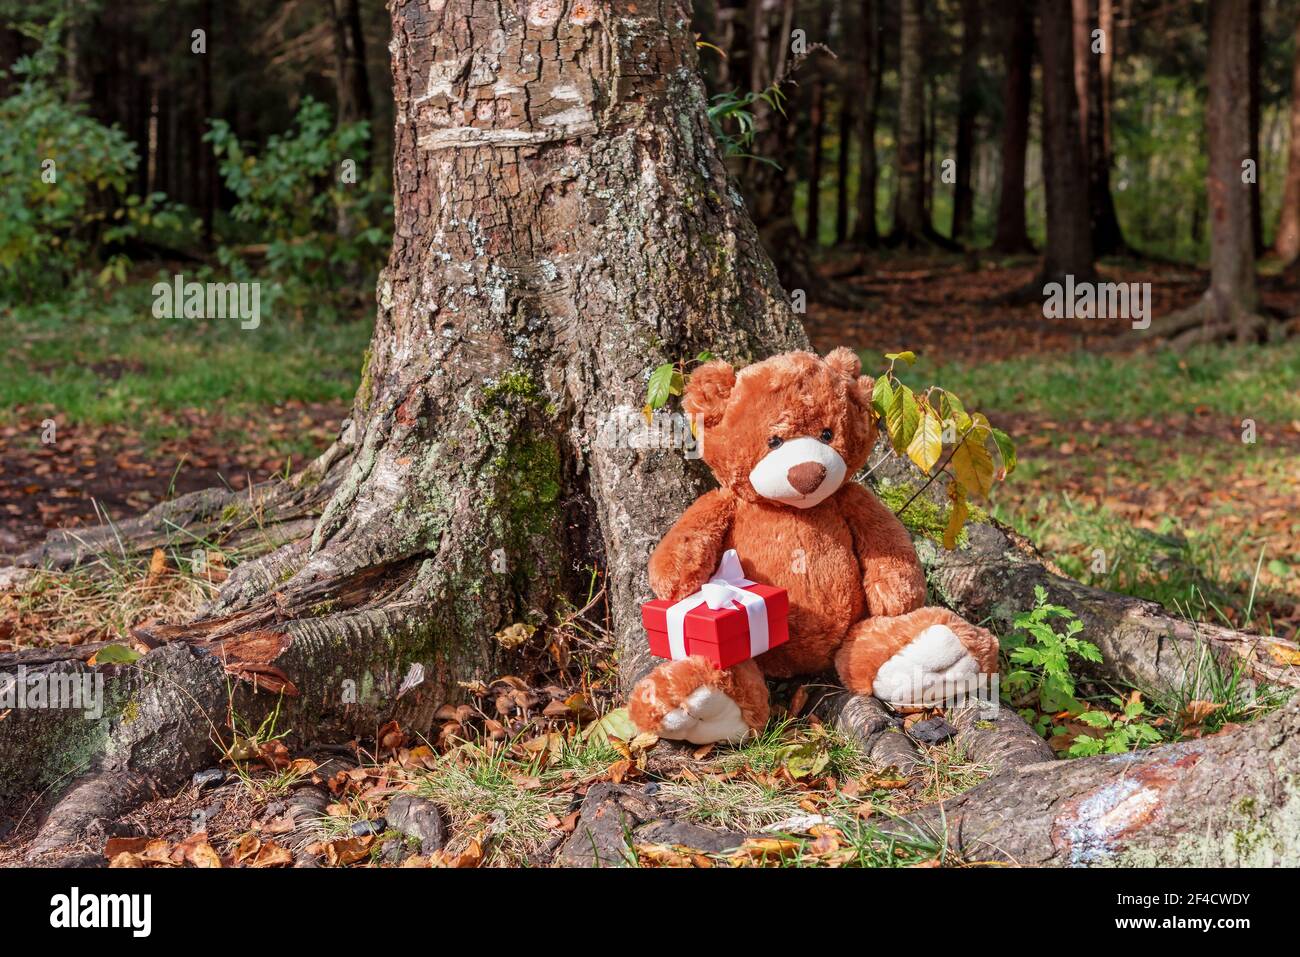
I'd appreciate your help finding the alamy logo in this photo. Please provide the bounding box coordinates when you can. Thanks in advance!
[596,407,704,460]
[152,273,261,329]
[50,888,151,937]
[1042,275,1151,329]
[1,666,103,719]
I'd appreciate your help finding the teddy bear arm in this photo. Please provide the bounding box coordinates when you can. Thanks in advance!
[647,488,736,601]
[837,482,927,617]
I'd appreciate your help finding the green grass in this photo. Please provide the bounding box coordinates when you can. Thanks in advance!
[904,340,1300,424]
[2,280,371,440]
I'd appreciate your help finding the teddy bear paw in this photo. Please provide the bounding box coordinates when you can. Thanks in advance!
[658,686,752,745]
[872,624,980,708]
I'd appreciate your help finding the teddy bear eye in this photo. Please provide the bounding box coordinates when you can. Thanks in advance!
[820,428,833,443]
[767,436,783,449]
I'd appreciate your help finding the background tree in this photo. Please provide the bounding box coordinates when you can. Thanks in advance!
[992,0,1035,253]
[1148,0,1273,344]
[1073,0,1126,256]
[951,0,981,241]
[1273,13,1300,265]
[890,0,927,244]
[1037,0,1096,285]
[851,0,883,246]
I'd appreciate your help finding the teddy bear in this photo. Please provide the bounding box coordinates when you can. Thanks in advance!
[628,348,1000,745]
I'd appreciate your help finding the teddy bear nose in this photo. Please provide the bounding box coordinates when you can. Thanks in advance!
[786,462,827,495]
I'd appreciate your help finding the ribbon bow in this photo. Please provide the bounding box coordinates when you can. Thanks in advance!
[663,549,771,661]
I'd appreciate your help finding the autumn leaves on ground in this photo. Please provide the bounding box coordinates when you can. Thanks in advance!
[3,254,1297,867]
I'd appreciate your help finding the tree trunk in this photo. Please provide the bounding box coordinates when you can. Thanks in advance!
[1147,0,1269,344]
[1272,15,1300,264]
[851,0,882,246]
[835,95,854,246]
[992,0,1035,254]
[0,25,22,99]
[330,0,374,127]
[1249,0,1263,257]
[951,0,982,242]
[892,0,927,244]
[1037,0,1096,284]
[198,0,216,248]
[1073,0,1125,256]
[806,71,826,246]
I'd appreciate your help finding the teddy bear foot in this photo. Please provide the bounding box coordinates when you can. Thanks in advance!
[871,624,980,708]
[628,657,770,745]
[836,607,1000,710]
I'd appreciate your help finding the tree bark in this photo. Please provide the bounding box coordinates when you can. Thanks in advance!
[1037,0,1096,284]
[1272,15,1300,265]
[951,0,982,242]
[851,0,882,246]
[992,0,1035,254]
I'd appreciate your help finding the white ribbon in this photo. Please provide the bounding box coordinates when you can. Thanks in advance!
[663,549,771,661]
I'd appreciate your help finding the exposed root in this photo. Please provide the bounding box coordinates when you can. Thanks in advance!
[1142,291,1284,348]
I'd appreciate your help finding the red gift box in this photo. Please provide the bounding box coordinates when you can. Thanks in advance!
[642,550,789,669]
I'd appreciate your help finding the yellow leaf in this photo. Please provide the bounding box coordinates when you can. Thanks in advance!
[943,484,968,551]
[950,436,995,498]
[906,410,943,473]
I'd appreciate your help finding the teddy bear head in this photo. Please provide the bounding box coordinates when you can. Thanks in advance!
[683,348,876,508]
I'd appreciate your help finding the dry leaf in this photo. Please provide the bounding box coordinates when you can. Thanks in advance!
[324,836,374,867]
[145,548,168,585]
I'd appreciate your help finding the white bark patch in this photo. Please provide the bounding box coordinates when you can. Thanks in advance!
[416,57,468,104]
[419,122,594,150]
[527,0,562,26]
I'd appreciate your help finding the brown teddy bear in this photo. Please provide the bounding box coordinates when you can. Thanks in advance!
[628,348,1000,744]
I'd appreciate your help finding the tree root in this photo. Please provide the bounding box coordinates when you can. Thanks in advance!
[1141,292,1284,348]
[892,699,1300,865]
[4,431,354,574]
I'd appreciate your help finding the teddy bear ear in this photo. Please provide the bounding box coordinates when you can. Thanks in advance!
[683,359,736,426]
[823,347,862,380]
[855,374,875,409]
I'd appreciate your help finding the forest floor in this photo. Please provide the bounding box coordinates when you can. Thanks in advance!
[2,255,1298,866]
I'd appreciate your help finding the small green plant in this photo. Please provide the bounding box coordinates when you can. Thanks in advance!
[1067,693,1163,757]
[706,84,787,165]
[1002,585,1102,733]
[0,22,190,297]
[644,351,713,416]
[869,350,1016,548]
[206,97,391,313]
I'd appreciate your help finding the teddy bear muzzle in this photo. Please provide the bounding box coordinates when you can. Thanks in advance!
[747,435,847,508]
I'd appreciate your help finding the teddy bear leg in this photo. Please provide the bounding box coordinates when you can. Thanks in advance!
[628,657,770,745]
[834,607,999,709]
